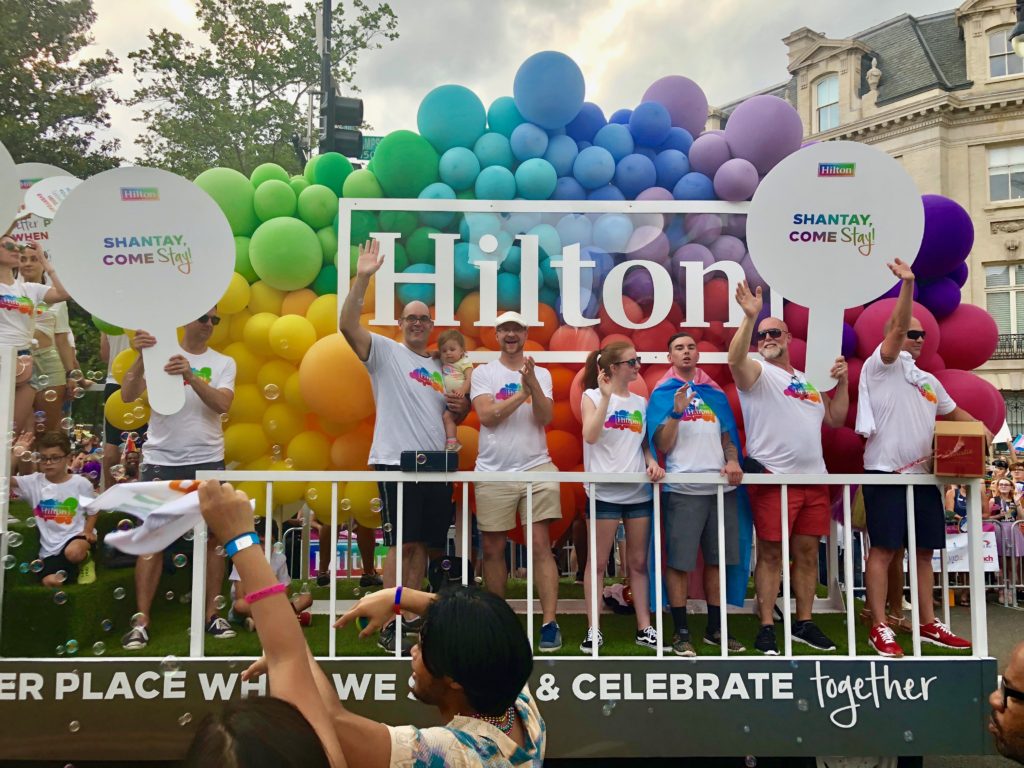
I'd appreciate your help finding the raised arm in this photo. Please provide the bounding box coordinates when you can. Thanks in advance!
[880,259,915,364]
[728,281,763,392]
[339,240,383,362]
[652,384,694,454]
[119,331,153,403]
[822,356,850,428]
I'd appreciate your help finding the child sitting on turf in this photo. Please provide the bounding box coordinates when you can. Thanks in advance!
[435,329,473,451]
[10,431,96,586]
[229,518,313,630]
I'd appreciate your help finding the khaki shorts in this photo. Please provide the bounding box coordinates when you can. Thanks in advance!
[30,346,64,391]
[474,462,562,532]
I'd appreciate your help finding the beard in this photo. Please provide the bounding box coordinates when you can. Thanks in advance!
[761,345,784,361]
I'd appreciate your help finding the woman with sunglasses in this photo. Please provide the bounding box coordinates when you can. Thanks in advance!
[578,342,664,653]
[0,234,70,434]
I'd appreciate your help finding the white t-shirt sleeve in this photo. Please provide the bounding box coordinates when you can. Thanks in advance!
[53,302,71,334]
[12,473,40,505]
[23,282,49,305]
[932,377,956,416]
[536,366,553,401]
[364,333,395,375]
[469,361,494,401]
[214,355,237,392]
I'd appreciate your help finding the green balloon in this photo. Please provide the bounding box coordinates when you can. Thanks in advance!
[347,210,379,247]
[290,176,310,196]
[194,167,259,236]
[297,184,339,230]
[92,316,124,335]
[454,286,467,307]
[303,155,320,184]
[342,168,383,198]
[348,245,359,277]
[407,226,440,264]
[249,218,322,291]
[234,236,258,283]
[371,130,440,198]
[312,264,338,296]
[380,211,418,240]
[253,179,297,221]
[313,152,353,196]
[456,188,476,200]
[317,226,338,265]
[393,242,409,274]
[250,162,290,188]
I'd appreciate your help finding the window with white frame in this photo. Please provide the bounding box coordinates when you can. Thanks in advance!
[815,75,839,132]
[989,146,1024,202]
[985,263,1024,334]
[989,28,1024,78]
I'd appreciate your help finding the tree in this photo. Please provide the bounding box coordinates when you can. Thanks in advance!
[129,0,398,178]
[0,0,122,177]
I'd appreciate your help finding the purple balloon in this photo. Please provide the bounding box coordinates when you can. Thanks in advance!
[636,186,674,201]
[709,234,746,263]
[739,253,767,291]
[654,149,690,190]
[566,102,606,144]
[914,194,974,280]
[722,213,747,239]
[609,108,632,125]
[629,101,672,147]
[683,212,722,245]
[675,243,716,283]
[626,227,670,265]
[552,176,586,200]
[947,261,969,288]
[724,95,803,175]
[841,322,857,358]
[659,127,694,154]
[713,158,759,202]
[622,264,656,302]
[918,276,962,319]
[879,281,920,301]
[642,75,710,139]
[688,133,732,177]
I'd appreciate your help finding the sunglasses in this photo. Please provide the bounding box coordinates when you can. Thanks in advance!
[1000,679,1024,709]
[2,242,26,253]
[756,328,784,341]
[906,330,926,340]
[612,357,641,368]
[196,315,221,326]
[402,315,432,325]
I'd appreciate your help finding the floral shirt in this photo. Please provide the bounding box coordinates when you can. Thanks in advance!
[388,687,544,768]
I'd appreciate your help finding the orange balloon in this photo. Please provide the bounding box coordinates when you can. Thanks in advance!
[598,296,645,337]
[330,422,374,469]
[546,429,583,471]
[456,293,481,337]
[523,340,544,352]
[455,425,479,470]
[548,400,578,431]
[550,325,600,352]
[281,288,318,317]
[600,333,633,347]
[299,335,375,424]
[530,303,559,347]
[461,409,480,430]
[549,366,576,402]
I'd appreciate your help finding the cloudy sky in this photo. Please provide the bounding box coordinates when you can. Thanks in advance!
[88,0,957,158]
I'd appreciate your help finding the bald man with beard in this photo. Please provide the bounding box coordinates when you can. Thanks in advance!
[341,239,469,654]
[991,641,1024,763]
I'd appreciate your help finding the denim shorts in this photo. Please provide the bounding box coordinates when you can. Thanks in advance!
[591,499,653,521]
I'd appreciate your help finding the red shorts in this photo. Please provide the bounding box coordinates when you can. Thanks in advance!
[749,483,830,542]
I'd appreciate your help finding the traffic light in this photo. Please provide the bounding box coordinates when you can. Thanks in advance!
[319,86,363,158]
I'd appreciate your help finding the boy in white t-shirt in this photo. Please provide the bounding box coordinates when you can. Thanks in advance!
[11,431,96,586]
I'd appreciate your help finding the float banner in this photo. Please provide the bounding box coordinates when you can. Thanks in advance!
[0,658,997,760]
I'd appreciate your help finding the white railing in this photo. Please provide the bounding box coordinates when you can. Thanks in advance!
[192,469,990,661]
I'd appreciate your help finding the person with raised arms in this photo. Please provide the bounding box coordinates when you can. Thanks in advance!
[727,281,849,655]
[340,239,468,654]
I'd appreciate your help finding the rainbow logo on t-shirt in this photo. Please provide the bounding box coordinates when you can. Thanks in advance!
[34,497,78,526]
[185,366,212,387]
[784,379,822,404]
[681,399,717,423]
[0,294,36,316]
[916,382,938,404]
[605,409,643,432]
[409,367,444,393]
[496,382,522,401]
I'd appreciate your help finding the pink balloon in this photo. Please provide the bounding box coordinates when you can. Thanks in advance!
[722,213,747,238]
[688,133,732,177]
[846,357,863,394]
[708,234,745,263]
[843,306,865,326]
[853,299,940,361]
[642,75,709,139]
[917,350,945,374]
[933,369,1005,435]
[783,303,809,340]
[788,337,807,371]
[550,326,601,352]
[822,426,865,474]
[936,303,999,372]
[713,158,759,201]
[683,212,722,245]
[636,186,673,201]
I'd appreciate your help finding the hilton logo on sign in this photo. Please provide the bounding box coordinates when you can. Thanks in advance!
[817,163,856,178]
[119,187,160,202]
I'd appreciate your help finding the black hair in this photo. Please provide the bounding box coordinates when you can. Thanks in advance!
[183,696,329,768]
[419,585,533,716]
[666,332,698,351]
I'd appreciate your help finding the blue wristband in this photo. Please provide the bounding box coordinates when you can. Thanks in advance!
[669,410,684,420]
[225,531,260,557]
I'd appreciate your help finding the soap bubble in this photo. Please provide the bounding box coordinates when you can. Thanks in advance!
[904,731,914,743]
[263,384,280,400]
[179,592,192,604]
[132,406,146,419]
[353,587,361,597]
[113,587,126,600]
[340,498,352,511]
[130,612,146,628]
[182,529,194,542]
[68,369,83,381]
[742,725,751,734]
[160,655,180,674]
[173,553,188,568]
[272,541,285,555]
[601,703,613,716]
[65,639,79,654]
[1,555,14,569]
[18,562,29,574]
[299,582,311,595]
[370,498,383,513]
[60,417,73,431]
[383,523,393,533]
[745,757,757,768]
[24,516,36,528]
[178,712,193,727]
[53,591,68,605]
[116,519,133,532]
[54,570,67,584]
[7,531,22,548]
[72,388,85,399]
[214,594,227,610]
[165,590,175,601]
[441,559,451,571]
[796,698,808,712]
[305,487,319,502]
[101,619,113,632]
[56,644,65,656]
[416,452,427,465]
[214,545,225,557]
[34,410,45,422]
[68,720,80,733]
[92,642,106,656]
[43,388,57,402]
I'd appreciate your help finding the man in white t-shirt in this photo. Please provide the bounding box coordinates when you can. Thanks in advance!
[470,311,563,652]
[857,259,976,657]
[119,308,236,650]
[727,281,848,655]
[653,334,744,656]
[100,331,148,489]
[340,239,469,654]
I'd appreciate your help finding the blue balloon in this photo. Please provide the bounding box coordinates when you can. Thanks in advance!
[510,122,548,162]
[512,51,586,130]
[577,140,592,151]
[528,224,561,258]
[502,245,522,274]
[593,123,634,162]
[572,145,615,190]
[460,212,502,241]
[396,264,436,305]
[539,258,559,289]
[418,182,456,229]
[503,211,542,235]
[453,242,480,289]
[474,132,514,170]
[629,102,672,147]
[592,214,634,253]
[546,127,566,137]
[613,154,657,199]
[515,158,557,200]
[552,176,586,200]
[659,127,695,154]
[438,147,480,191]
[566,102,607,143]
[417,84,486,153]
[673,171,716,200]
[539,285,559,307]
[487,96,525,138]
[609,108,632,124]
[555,214,592,248]
[634,146,658,161]
[654,149,690,189]
[543,135,579,177]
[588,184,625,201]
[496,272,521,310]
[583,246,615,281]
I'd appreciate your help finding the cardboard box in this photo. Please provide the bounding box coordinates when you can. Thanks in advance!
[933,421,988,478]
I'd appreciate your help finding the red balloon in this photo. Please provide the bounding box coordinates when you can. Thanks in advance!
[676,326,705,344]
[722,382,743,433]
[550,326,601,352]
[696,340,732,385]
[643,364,671,393]
[632,320,677,353]
[547,429,583,471]
[844,306,865,326]
[704,278,731,322]
[600,333,633,347]
[846,357,863,395]
[788,337,807,371]
[933,369,1005,435]
[936,304,999,372]
[822,426,865,474]
[703,320,735,348]
[854,299,940,361]
[844,400,858,431]
[598,297,645,337]
[783,303,809,340]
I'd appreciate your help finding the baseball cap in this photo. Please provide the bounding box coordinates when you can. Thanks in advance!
[494,311,529,328]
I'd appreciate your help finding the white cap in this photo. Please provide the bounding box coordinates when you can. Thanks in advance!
[494,311,529,328]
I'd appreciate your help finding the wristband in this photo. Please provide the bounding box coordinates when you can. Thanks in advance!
[244,582,286,605]
[669,410,684,420]
[393,585,404,615]
[224,531,260,557]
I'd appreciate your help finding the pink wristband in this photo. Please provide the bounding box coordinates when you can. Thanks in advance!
[244,582,287,605]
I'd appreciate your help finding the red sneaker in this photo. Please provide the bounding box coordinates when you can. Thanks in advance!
[919,619,971,650]
[297,611,312,627]
[868,623,904,658]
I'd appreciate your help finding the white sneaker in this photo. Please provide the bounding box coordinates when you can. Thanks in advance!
[579,627,604,652]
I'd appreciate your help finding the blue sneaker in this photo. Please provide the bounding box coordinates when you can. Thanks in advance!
[539,621,562,653]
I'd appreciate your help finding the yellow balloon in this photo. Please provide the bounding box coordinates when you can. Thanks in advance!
[305,294,338,339]
[281,288,318,317]
[287,430,330,471]
[227,383,269,424]
[343,481,382,529]
[111,348,139,385]
[257,359,296,395]
[262,402,304,445]
[248,281,285,315]
[224,423,270,464]
[284,370,307,411]
[243,312,278,357]
[267,460,306,504]
[303,481,335,520]
[208,316,231,348]
[218,272,251,315]
[269,314,316,361]
[235,481,267,518]
[223,341,265,385]
[229,309,252,342]
[104,389,150,430]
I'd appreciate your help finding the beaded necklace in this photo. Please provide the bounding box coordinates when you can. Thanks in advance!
[467,705,516,734]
